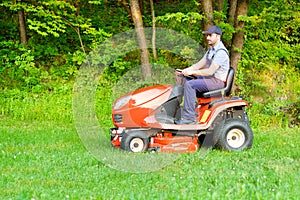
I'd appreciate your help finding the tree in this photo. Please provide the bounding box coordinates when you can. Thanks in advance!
[228,0,238,26]
[230,0,249,73]
[129,0,152,81]
[200,0,250,92]
[18,0,27,45]
[201,0,214,33]
[150,0,157,61]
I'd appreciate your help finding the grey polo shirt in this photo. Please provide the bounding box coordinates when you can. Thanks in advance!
[205,41,230,82]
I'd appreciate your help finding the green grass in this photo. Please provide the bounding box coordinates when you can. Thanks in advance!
[1,118,299,199]
[0,87,299,199]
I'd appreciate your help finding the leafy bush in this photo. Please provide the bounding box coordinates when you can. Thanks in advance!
[234,0,300,127]
[0,86,73,124]
[0,41,38,89]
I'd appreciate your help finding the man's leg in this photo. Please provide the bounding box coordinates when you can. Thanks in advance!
[177,77,224,124]
[174,72,187,105]
[182,80,198,121]
[193,77,224,91]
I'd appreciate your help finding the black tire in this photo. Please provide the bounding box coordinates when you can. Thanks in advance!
[120,131,149,152]
[214,118,253,151]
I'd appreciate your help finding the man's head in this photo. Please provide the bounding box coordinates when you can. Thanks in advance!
[202,26,222,46]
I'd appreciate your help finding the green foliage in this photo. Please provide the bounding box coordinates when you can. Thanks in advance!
[0,0,299,129]
[15,49,39,86]
[156,12,204,43]
[0,86,73,123]
[0,41,38,89]
[153,1,204,43]
[233,0,300,125]
[102,57,135,83]
[248,100,300,129]
[3,0,111,46]
[0,0,112,91]
[247,0,300,44]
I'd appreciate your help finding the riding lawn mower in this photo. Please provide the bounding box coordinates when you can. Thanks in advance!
[110,67,253,153]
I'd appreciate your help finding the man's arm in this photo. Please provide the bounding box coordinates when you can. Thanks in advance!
[180,56,206,74]
[189,56,207,70]
[186,62,219,76]
[183,49,229,77]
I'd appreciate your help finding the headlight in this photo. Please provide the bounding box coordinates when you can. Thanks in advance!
[113,95,131,110]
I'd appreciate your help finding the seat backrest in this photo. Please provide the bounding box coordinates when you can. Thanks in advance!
[197,67,235,98]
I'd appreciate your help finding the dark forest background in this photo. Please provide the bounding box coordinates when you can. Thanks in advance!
[0,0,299,127]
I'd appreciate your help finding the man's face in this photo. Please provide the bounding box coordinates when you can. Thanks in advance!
[206,33,220,46]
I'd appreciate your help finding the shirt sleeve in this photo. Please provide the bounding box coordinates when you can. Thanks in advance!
[212,50,229,67]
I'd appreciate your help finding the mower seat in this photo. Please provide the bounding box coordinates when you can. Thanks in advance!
[197,67,235,98]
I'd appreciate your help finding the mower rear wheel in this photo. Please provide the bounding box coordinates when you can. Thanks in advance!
[120,131,149,153]
[214,118,253,151]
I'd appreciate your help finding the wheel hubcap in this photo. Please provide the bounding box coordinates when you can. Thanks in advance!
[227,129,246,148]
[130,138,144,152]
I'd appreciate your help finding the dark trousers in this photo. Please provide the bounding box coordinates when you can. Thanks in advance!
[182,77,224,121]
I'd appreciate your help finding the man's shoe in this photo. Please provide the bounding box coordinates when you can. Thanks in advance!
[174,118,196,124]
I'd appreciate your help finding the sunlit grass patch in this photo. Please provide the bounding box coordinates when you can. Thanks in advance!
[1,121,299,199]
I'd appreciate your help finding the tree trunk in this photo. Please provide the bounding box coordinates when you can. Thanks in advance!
[201,0,214,30]
[228,0,238,26]
[18,0,27,45]
[230,0,249,69]
[130,0,152,81]
[139,0,144,15]
[213,0,225,12]
[150,0,157,61]
[201,0,214,48]
[230,0,249,91]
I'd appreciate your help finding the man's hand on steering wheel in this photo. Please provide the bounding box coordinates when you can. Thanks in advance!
[175,69,196,80]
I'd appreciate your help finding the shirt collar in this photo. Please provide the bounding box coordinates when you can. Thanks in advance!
[213,41,224,51]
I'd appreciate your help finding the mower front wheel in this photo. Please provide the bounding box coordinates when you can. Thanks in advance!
[214,118,253,151]
[120,131,149,153]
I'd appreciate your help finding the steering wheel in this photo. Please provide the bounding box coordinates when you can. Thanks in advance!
[175,69,197,80]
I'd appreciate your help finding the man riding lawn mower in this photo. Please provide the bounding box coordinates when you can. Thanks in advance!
[110,26,253,153]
